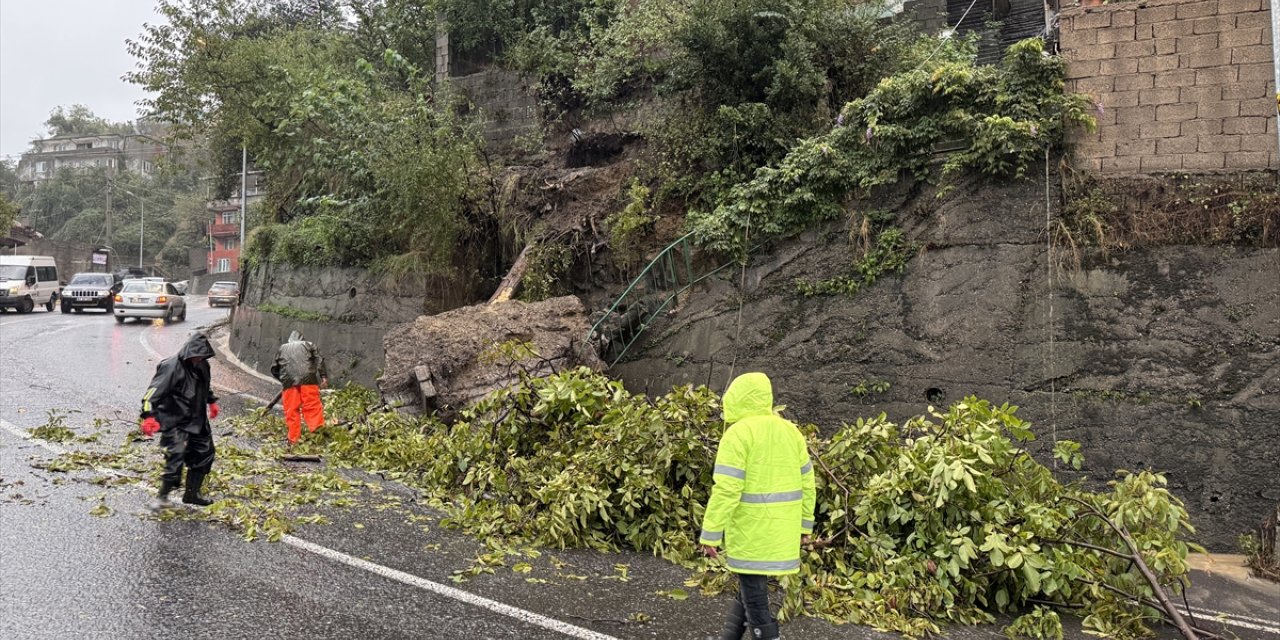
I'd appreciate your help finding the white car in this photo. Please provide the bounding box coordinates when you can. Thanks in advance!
[114,280,188,324]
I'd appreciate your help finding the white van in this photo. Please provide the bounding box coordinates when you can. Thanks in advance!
[0,255,60,314]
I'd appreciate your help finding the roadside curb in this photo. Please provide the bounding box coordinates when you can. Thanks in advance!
[208,324,278,385]
[1188,553,1278,592]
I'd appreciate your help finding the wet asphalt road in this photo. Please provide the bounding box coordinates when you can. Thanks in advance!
[0,300,568,639]
[1,299,1277,640]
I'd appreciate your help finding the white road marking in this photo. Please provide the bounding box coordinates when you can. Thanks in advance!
[0,313,66,328]
[1,418,69,455]
[0,418,620,640]
[1181,606,1280,635]
[32,323,81,338]
[282,535,619,639]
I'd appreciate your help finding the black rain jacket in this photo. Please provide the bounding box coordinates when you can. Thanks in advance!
[271,331,327,388]
[141,333,218,434]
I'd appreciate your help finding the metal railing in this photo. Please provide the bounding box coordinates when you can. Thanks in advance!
[587,232,739,367]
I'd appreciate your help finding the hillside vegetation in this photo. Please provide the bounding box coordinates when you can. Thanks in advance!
[125,0,1095,282]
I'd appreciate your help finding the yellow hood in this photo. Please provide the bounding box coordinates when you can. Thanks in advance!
[723,372,774,424]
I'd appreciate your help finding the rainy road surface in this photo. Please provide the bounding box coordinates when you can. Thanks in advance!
[1,297,1277,640]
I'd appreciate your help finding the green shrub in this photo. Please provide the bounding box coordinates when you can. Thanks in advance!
[238,368,1201,637]
[690,37,1097,255]
[606,180,656,266]
[518,243,575,302]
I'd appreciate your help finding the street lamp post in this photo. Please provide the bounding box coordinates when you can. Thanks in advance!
[240,146,247,272]
[138,196,145,269]
[116,187,147,271]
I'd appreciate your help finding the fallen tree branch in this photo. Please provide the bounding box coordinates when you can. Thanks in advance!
[1063,496,1202,640]
[1041,537,1134,562]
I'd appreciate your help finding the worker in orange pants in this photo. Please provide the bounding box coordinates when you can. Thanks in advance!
[280,384,325,443]
[271,331,328,445]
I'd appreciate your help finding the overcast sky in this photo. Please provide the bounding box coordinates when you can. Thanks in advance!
[0,0,161,161]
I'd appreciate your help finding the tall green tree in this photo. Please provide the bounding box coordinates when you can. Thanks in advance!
[0,193,19,234]
[42,105,134,137]
[128,0,485,272]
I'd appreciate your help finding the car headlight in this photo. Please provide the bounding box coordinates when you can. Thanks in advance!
[8,288,17,296]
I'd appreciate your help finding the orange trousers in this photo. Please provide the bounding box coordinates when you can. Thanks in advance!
[282,385,325,444]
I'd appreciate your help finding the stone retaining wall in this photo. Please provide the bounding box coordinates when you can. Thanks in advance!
[229,263,491,386]
[229,305,388,387]
[614,174,1280,549]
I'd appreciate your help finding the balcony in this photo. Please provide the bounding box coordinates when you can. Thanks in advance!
[209,222,240,237]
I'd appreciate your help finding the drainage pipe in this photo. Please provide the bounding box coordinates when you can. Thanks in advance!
[1272,0,1280,162]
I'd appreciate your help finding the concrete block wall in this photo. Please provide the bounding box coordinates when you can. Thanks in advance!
[450,70,542,147]
[1061,0,1279,173]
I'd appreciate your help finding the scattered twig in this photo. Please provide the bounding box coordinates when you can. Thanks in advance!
[281,454,321,462]
[566,614,628,625]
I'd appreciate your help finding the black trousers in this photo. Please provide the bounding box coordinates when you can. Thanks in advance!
[160,428,216,486]
[737,574,772,628]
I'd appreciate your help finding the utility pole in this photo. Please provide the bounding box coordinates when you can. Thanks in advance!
[138,196,145,269]
[240,145,247,271]
[105,181,113,268]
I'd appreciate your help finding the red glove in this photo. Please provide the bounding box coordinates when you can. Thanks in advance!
[140,417,161,437]
[208,403,220,420]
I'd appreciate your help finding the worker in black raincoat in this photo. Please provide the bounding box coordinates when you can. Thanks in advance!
[139,333,220,509]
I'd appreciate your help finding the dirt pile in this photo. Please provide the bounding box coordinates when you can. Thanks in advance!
[377,296,604,418]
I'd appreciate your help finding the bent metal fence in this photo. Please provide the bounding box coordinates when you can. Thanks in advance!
[587,232,739,367]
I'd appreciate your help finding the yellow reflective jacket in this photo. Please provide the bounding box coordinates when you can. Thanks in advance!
[699,373,816,575]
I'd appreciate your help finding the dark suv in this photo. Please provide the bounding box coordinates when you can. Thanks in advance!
[61,272,123,313]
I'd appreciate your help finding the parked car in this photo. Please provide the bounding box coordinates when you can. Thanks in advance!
[113,280,187,324]
[0,255,60,314]
[207,281,240,307]
[61,272,123,313]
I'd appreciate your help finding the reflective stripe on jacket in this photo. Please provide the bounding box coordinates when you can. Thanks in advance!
[699,372,816,576]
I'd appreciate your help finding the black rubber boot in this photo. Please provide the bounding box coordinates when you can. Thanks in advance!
[705,598,747,640]
[150,479,179,511]
[749,622,780,640]
[182,468,214,506]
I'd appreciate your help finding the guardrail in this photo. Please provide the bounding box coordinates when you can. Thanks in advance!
[586,232,739,367]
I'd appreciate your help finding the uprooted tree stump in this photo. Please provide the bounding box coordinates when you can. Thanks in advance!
[377,295,603,420]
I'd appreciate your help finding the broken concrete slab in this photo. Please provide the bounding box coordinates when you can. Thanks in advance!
[377,295,604,419]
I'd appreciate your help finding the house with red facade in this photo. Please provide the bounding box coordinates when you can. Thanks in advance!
[202,170,264,275]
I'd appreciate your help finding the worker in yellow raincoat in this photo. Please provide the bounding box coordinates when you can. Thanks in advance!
[699,372,815,640]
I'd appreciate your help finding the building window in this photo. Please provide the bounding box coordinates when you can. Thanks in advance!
[216,258,232,273]
[76,143,92,150]
[143,161,154,173]
[223,238,239,251]
[221,212,237,225]
[35,161,49,172]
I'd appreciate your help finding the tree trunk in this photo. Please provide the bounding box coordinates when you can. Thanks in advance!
[488,243,535,304]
